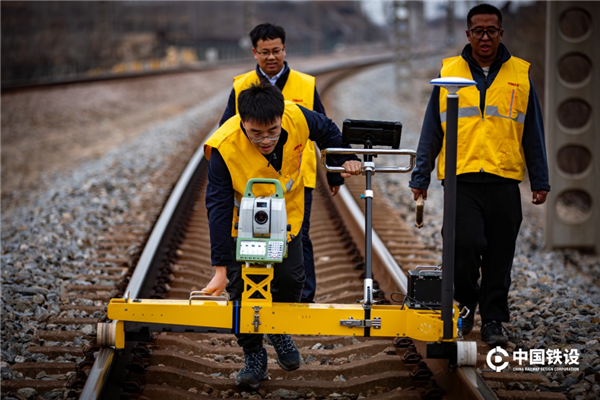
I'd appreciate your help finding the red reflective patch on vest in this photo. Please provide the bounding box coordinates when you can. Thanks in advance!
[508,82,519,87]
[294,143,303,151]
[292,99,303,103]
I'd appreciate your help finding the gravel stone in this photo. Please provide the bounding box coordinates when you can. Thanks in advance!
[81,325,95,336]
[304,355,317,363]
[17,388,38,399]
[271,389,300,399]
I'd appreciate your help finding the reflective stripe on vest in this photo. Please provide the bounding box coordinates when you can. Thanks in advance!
[205,101,309,241]
[437,55,531,181]
[233,69,318,188]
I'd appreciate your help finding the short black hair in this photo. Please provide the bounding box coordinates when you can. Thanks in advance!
[249,23,286,48]
[238,83,285,125]
[467,3,503,28]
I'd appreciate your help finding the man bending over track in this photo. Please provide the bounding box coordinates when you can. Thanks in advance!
[203,83,361,390]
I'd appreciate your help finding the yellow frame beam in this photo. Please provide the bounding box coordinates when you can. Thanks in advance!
[106,299,457,349]
[103,265,458,349]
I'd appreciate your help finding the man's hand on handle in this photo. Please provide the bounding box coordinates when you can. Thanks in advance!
[329,160,362,197]
[201,266,227,296]
[341,160,362,178]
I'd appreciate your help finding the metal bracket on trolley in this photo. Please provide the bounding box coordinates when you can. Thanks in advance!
[252,306,262,332]
[340,316,381,329]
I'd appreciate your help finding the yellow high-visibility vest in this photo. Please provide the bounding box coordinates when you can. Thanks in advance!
[437,55,531,181]
[205,101,310,241]
[233,69,318,189]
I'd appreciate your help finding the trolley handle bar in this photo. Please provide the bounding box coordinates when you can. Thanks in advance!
[189,290,229,305]
[320,148,417,174]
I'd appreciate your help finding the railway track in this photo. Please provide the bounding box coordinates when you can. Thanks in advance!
[2,57,574,400]
[83,157,564,400]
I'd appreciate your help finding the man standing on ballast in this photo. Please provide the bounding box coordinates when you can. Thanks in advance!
[409,4,550,347]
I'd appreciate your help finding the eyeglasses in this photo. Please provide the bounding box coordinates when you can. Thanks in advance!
[248,132,281,143]
[256,48,284,58]
[469,28,501,39]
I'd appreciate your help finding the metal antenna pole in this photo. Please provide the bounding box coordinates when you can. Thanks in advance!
[363,142,375,307]
[430,77,476,340]
[362,142,375,338]
[442,92,458,340]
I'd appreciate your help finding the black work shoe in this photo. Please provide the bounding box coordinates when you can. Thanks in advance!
[235,347,268,390]
[459,304,476,336]
[481,321,509,347]
[265,334,301,371]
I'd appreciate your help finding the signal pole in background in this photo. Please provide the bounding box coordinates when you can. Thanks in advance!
[446,1,455,46]
[392,1,412,99]
[312,2,321,55]
[95,1,114,69]
[240,2,255,54]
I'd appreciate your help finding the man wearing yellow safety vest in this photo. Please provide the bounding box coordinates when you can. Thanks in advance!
[409,4,550,347]
[220,23,330,307]
[205,83,361,390]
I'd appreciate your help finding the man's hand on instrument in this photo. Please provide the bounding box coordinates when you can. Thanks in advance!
[411,188,428,201]
[341,160,362,178]
[201,266,227,296]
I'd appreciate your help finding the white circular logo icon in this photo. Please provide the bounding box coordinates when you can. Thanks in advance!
[486,346,509,372]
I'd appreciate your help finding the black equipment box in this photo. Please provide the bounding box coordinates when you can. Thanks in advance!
[342,119,402,149]
[407,266,442,309]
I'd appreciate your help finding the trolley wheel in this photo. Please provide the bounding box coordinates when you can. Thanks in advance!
[457,341,477,366]
[97,322,116,347]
